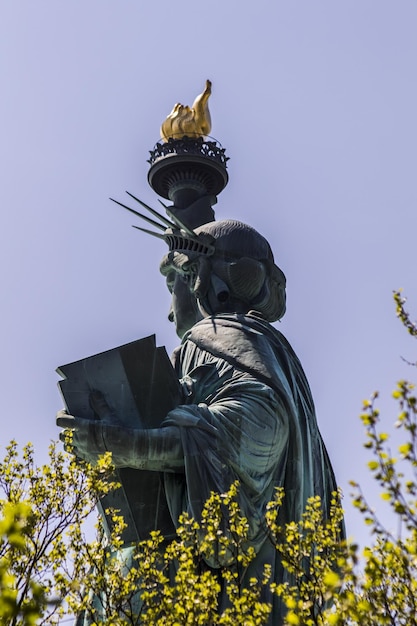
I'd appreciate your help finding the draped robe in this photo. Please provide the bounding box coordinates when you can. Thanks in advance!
[161,312,341,621]
[76,312,341,624]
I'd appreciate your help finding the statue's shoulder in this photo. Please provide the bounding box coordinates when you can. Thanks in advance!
[185,313,282,344]
[183,313,284,368]
[181,314,301,395]
[182,313,308,395]
[185,313,259,342]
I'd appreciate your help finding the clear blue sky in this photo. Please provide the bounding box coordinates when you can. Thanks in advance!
[1,1,417,548]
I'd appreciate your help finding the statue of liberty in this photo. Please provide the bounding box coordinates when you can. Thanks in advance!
[57,82,343,624]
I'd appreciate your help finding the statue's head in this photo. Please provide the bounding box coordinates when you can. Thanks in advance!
[110,193,286,338]
[160,219,286,337]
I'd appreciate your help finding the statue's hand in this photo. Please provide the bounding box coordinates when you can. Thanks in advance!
[56,409,106,463]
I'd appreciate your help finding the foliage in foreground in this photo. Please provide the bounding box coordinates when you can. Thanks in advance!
[0,441,117,625]
[1,291,417,625]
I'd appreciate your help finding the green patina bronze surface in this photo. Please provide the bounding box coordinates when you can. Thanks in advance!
[57,219,343,624]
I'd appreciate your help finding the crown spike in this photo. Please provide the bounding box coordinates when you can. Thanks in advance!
[110,198,167,231]
[157,198,199,238]
[164,207,197,237]
[131,225,167,240]
[125,191,177,229]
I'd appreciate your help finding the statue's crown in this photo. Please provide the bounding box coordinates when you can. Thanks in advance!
[109,191,215,256]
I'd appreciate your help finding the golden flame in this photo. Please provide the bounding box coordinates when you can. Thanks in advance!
[160,80,212,142]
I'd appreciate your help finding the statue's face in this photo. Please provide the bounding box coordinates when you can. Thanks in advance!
[166,271,203,339]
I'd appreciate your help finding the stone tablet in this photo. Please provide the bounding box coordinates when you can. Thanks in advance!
[57,335,180,542]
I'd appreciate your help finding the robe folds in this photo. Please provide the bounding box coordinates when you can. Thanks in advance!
[76,312,342,624]
[161,312,342,620]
